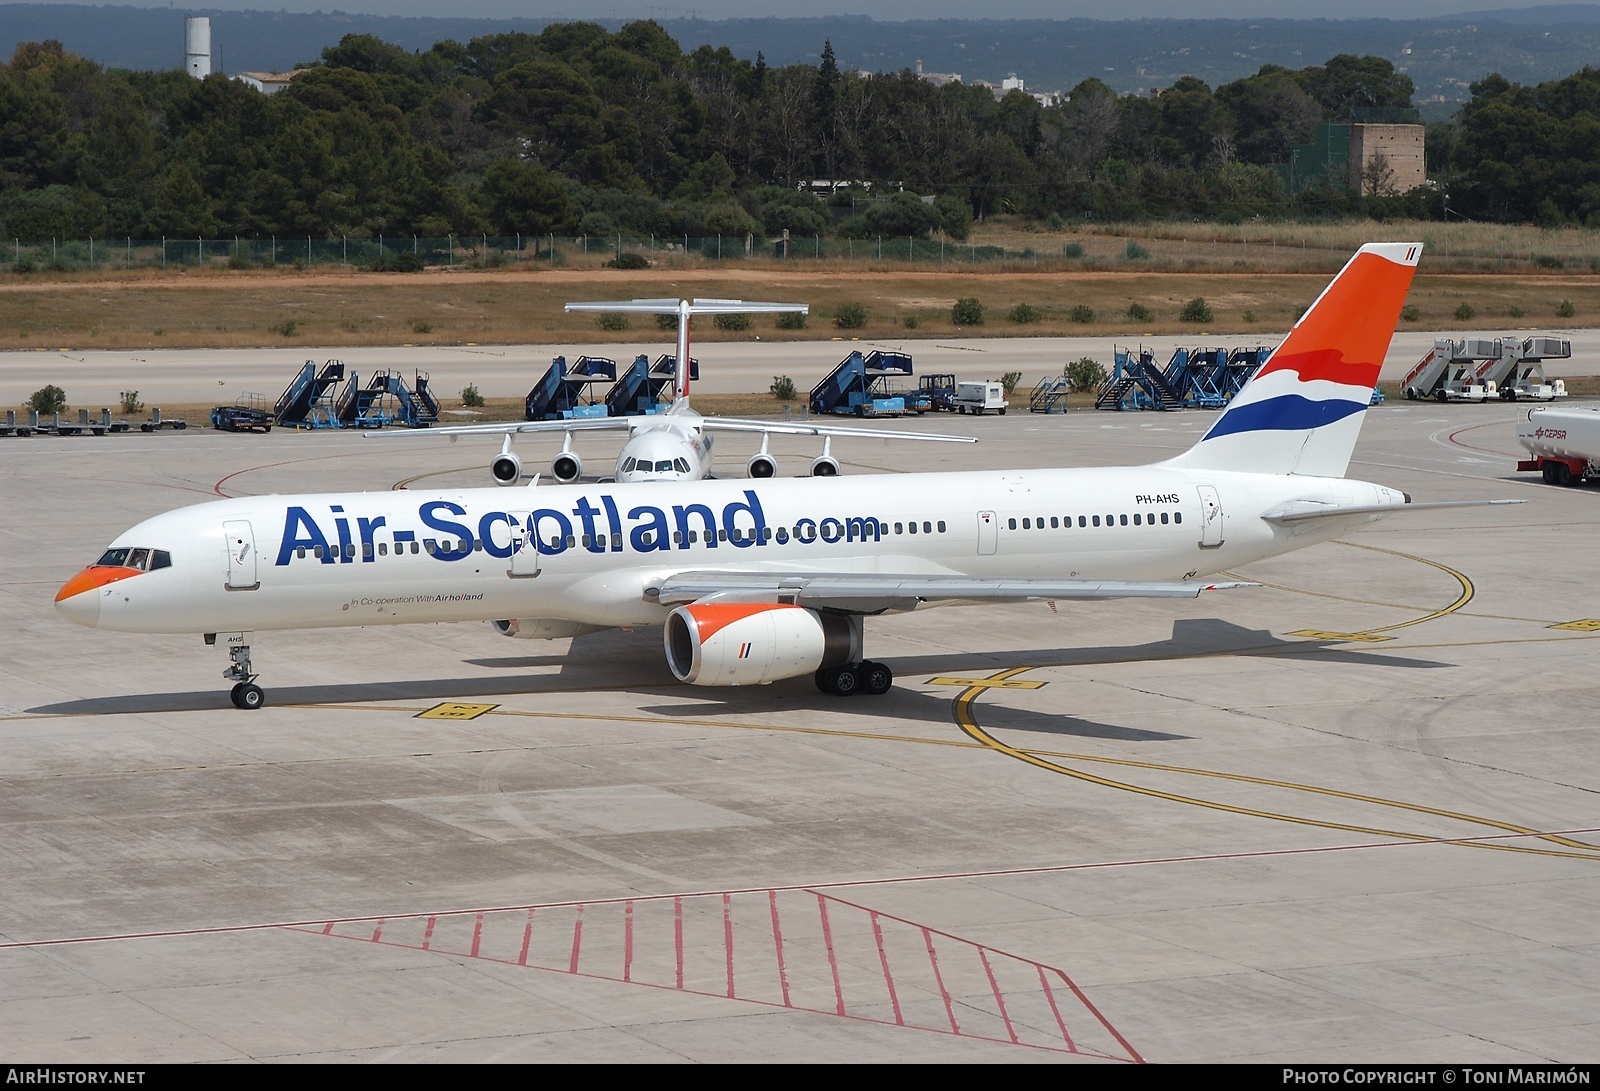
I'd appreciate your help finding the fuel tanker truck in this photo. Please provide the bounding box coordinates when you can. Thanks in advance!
[1516,405,1600,486]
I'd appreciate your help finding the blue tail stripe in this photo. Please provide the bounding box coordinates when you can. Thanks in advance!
[1204,394,1367,440]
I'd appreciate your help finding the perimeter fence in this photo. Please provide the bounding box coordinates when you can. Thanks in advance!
[7,230,1600,276]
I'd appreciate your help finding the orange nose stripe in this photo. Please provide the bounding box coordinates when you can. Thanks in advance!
[55,565,141,602]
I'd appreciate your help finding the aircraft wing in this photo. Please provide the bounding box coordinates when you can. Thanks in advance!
[649,572,1250,613]
[364,418,635,439]
[1260,498,1524,524]
[698,418,977,443]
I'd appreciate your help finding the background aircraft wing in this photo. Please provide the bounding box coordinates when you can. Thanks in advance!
[364,418,635,439]
[649,572,1251,613]
[697,418,977,443]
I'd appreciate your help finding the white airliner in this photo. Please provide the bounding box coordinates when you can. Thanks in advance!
[407,298,974,486]
[57,243,1509,710]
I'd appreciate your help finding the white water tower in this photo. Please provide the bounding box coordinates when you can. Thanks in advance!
[185,16,211,79]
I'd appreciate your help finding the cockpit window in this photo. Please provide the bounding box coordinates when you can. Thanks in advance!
[621,458,636,472]
[96,546,171,571]
[655,460,674,472]
[674,458,690,473]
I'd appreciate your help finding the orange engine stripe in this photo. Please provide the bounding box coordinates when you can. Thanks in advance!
[55,565,141,602]
[683,601,800,644]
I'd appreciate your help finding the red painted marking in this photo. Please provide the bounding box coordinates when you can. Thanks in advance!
[1447,420,1523,457]
[518,909,534,967]
[722,893,735,999]
[569,904,583,975]
[770,890,792,1007]
[371,920,384,943]
[471,913,483,958]
[871,910,904,1026]
[674,896,684,990]
[980,947,1019,1044]
[1051,967,1144,1064]
[923,926,959,1034]
[1037,964,1075,1051]
[212,456,336,498]
[421,916,436,950]
[817,893,846,1016]
[624,900,634,983]
[321,921,334,936]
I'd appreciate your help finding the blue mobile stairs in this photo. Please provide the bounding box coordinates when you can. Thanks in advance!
[335,369,440,428]
[1095,345,1273,411]
[605,354,699,417]
[274,360,347,428]
[808,350,917,417]
[525,355,618,421]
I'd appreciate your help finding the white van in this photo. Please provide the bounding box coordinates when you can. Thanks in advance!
[955,381,1007,415]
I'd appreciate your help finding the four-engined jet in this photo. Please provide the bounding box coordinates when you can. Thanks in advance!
[59,244,1511,710]
[404,298,975,486]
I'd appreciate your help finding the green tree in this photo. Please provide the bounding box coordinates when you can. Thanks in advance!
[480,158,574,235]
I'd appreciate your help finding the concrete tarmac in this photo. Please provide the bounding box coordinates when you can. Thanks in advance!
[2,389,1599,1062]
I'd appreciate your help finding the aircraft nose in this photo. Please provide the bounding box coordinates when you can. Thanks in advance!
[54,566,137,628]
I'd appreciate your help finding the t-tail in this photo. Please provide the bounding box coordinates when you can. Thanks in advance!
[562,297,810,409]
[1165,242,1421,478]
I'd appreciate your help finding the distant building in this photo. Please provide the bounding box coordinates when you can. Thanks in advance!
[234,71,300,95]
[914,59,962,87]
[184,15,210,79]
[1346,123,1426,195]
[1278,121,1426,196]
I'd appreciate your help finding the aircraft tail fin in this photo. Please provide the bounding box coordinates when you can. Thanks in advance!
[1164,242,1421,478]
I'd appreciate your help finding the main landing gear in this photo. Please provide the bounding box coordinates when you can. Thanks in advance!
[815,660,894,697]
[223,642,265,709]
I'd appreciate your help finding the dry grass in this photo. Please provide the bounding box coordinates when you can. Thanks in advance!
[3,265,1599,353]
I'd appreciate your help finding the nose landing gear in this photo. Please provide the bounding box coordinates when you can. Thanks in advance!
[223,642,265,709]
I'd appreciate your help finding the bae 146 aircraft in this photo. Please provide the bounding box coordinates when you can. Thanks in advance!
[57,243,1513,710]
[398,298,975,488]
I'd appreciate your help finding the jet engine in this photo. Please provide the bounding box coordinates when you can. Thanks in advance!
[663,602,861,686]
[747,452,777,478]
[490,449,521,486]
[551,450,583,483]
[551,432,582,483]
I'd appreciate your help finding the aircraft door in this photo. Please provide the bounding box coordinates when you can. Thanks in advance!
[508,511,540,578]
[1196,486,1224,548]
[977,510,998,555]
[223,519,260,590]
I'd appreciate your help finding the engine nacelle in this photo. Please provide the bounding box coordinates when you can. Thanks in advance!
[747,453,777,478]
[551,451,583,483]
[810,455,840,477]
[664,603,860,686]
[492,617,604,639]
[490,450,522,486]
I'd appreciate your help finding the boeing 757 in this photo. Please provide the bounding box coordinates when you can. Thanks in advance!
[58,244,1506,709]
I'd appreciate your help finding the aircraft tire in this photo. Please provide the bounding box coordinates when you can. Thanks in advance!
[231,683,265,710]
[818,665,860,696]
[860,661,893,695]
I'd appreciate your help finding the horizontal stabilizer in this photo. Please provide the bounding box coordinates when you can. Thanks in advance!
[1261,498,1525,524]
[565,298,808,315]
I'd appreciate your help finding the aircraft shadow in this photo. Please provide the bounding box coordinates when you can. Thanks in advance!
[27,619,1444,726]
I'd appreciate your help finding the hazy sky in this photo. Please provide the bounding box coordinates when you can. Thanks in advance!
[0,1,1583,21]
